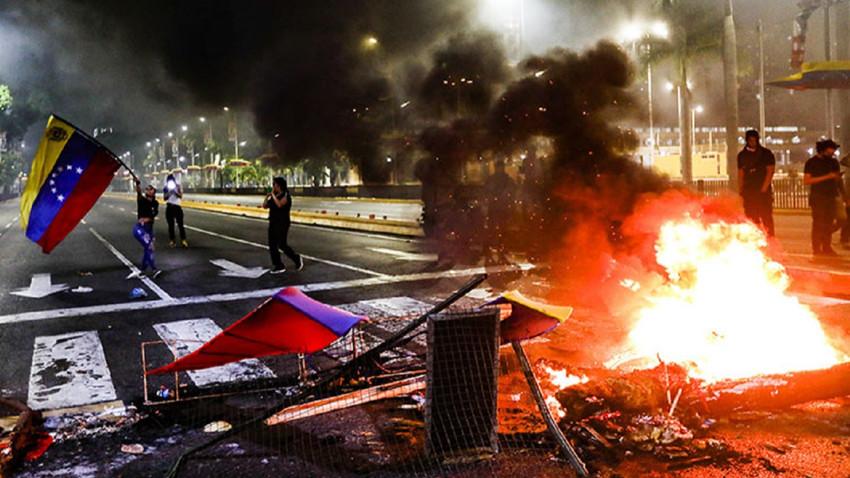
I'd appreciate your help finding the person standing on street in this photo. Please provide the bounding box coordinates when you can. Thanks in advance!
[804,139,847,256]
[263,177,303,274]
[131,179,162,278]
[839,153,850,248]
[737,129,776,236]
[163,173,188,248]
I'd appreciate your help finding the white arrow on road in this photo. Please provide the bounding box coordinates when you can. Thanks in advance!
[210,259,268,278]
[368,247,438,262]
[12,273,70,298]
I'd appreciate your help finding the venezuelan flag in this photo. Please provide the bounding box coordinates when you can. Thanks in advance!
[20,116,122,253]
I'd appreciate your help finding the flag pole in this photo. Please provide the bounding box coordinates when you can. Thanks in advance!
[49,114,140,183]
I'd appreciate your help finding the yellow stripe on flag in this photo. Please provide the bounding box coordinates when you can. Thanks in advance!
[20,116,74,228]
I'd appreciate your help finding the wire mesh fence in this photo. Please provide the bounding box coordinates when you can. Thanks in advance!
[136,277,586,478]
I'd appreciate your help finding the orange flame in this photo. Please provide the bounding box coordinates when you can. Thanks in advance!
[622,217,843,382]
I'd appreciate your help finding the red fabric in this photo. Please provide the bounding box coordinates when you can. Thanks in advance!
[147,288,365,375]
[37,149,119,253]
[25,433,53,461]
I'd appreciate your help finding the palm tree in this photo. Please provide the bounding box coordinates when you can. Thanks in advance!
[650,0,729,185]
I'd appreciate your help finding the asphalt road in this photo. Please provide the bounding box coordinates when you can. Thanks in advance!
[2,194,850,416]
[0,195,502,414]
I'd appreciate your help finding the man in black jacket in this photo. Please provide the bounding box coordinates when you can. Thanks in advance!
[737,129,775,236]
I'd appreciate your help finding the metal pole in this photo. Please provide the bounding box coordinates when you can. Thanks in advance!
[758,19,766,135]
[648,60,655,166]
[723,0,740,191]
[826,2,835,138]
[512,342,589,477]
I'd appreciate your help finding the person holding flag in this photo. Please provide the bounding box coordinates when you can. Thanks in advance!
[130,179,162,279]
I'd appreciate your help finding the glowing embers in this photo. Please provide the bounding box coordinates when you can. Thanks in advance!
[625,217,842,382]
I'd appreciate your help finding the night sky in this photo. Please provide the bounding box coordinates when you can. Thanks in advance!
[0,0,842,168]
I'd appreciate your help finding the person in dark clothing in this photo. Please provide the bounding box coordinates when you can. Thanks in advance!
[131,179,162,278]
[163,173,188,248]
[840,154,850,248]
[263,177,303,274]
[483,159,516,262]
[804,139,847,256]
[737,129,775,236]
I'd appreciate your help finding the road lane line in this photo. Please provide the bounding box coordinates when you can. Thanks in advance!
[187,225,391,278]
[0,216,18,238]
[0,263,534,325]
[89,227,174,301]
[27,331,118,410]
[152,319,275,387]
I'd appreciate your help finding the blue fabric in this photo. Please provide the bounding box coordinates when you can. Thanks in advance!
[273,287,364,337]
[133,222,156,271]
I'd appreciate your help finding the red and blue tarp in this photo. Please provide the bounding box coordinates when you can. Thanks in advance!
[147,287,367,375]
[488,290,573,344]
[20,116,121,253]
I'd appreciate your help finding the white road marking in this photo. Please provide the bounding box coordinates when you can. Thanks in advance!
[28,331,117,410]
[89,227,174,301]
[368,247,438,262]
[187,225,391,278]
[337,296,432,350]
[153,319,275,387]
[209,259,268,278]
[0,263,530,325]
[11,273,69,298]
[184,204,416,243]
[1,216,18,238]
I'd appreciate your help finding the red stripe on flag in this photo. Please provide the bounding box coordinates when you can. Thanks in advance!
[37,149,120,253]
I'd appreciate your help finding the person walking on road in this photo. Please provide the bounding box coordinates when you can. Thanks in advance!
[804,139,848,256]
[264,177,303,274]
[737,129,776,237]
[131,179,162,278]
[163,173,188,248]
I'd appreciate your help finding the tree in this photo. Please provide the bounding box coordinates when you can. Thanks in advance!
[0,85,11,112]
[648,0,726,184]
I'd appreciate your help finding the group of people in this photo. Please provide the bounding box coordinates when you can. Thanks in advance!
[130,173,188,278]
[131,175,302,278]
[737,130,849,256]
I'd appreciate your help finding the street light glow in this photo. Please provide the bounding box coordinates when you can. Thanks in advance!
[181,125,188,132]
[651,21,669,39]
[619,22,643,43]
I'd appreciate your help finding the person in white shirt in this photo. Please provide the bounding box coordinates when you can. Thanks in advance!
[163,173,188,248]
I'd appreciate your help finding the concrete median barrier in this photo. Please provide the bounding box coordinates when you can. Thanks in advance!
[106,193,424,237]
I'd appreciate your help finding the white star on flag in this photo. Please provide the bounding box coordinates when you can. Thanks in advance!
[57,195,65,202]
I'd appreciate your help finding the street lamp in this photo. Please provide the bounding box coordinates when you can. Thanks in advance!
[224,106,238,160]
[620,20,669,168]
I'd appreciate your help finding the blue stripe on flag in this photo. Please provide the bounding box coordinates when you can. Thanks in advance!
[26,132,99,243]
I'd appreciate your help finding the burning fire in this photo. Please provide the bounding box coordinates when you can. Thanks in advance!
[620,217,844,382]
[541,364,588,419]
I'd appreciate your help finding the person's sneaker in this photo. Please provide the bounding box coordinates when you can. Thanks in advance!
[181,240,189,248]
[295,256,304,271]
[167,241,176,249]
[270,265,286,274]
[150,269,163,279]
[126,270,145,279]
